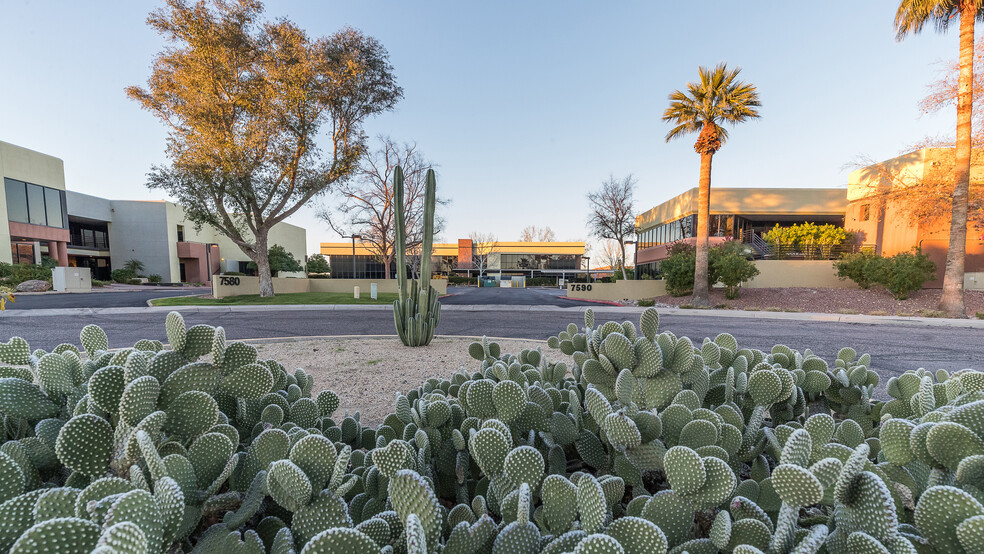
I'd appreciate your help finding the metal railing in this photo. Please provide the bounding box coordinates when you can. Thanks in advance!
[69,233,109,249]
[739,230,871,260]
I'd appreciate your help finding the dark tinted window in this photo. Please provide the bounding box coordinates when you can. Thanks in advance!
[27,184,46,225]
[4,179,28,223]
[44,188,64,228]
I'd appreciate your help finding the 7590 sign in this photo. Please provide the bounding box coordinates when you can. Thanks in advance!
[218,276,241,286]
[569,283,593,292]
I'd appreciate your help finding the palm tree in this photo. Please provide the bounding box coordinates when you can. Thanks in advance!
[663,64,761,306]
[896,1,983,318]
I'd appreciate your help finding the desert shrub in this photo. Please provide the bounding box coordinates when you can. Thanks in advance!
[0,310,978,552]
[148,274,163,283]
[448,276,476,285]
[127,278,144,285]
[712,244,760,299]
[661,241,757,297]
[111,268,135,283]
[836,248,935,299]
[40,256,58,269]
[0,263,52,286]
[91,279,108,287]
[638,298,655,306]
[880,249,936,300]
[660,242,697,296]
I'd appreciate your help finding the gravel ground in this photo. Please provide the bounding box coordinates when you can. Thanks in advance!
[647,287,984,316]
[252,336,551,426]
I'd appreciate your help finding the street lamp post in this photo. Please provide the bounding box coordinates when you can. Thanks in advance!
[583,256,591,283]
[342,234,362,278]
[623,240,636,280]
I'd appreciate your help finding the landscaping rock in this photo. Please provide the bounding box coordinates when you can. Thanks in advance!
[15,280,51,292]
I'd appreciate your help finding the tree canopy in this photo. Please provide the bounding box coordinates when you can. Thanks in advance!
[127,0,402,296]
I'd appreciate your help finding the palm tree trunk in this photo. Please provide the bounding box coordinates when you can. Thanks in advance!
[692,151,713,306]
[939,5,976,318]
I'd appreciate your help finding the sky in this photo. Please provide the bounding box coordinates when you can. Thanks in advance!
[0,0,968,256]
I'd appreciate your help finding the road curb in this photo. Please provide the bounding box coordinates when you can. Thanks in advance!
[3,302,984,328]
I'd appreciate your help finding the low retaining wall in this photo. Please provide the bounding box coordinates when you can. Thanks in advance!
[211,276,448,299]
[747,260,854,289]
[566,280,667,301]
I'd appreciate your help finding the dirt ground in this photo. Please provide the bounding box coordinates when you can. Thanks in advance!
[252,336,549,426]
[647,287,984,317]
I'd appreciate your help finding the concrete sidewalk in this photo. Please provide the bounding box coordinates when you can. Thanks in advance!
[4,302,984,329]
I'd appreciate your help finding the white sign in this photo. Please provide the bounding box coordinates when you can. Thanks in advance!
[370,283,378,299]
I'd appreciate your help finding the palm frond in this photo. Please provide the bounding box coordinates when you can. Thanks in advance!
[662,63,761,146]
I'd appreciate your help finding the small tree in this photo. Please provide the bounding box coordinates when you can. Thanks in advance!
[127,0,402,297]
[711,241,759,299]
[587,175,636,281]
[470,232,498,280]
[248,245,303,277]
[306,254,330,276]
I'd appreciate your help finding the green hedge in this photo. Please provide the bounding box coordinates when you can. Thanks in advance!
[0,263,52,287]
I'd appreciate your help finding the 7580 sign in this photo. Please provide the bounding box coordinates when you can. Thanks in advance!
[569,283,593,292]
[218,276,241,286]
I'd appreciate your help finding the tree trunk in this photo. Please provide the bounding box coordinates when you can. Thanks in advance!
[383,255,392,279]
[692,151,713,306]
[940,5,975,318]
[255,231,275,298]
[619,242,628,280]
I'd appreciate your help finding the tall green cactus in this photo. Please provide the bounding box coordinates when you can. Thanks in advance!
[392,166,441,346]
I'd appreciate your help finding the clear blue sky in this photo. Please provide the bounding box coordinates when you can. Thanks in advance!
[0,0,965,255]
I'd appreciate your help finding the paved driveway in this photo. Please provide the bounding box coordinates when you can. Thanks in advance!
[442,286,584,306]
[5,289,201,310]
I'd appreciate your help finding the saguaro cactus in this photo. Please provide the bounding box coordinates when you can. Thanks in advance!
[392,166,441,346]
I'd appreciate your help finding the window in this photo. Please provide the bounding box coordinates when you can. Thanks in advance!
[3,178,66,228]
[27,184,46,226]
[44,188,64,228]
[10,242,35,264]
[859,204,870,222]
[69,220,109,249]
[177,225,185,242]
[5,179,28,223]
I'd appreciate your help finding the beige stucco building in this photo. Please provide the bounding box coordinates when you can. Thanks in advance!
[846,148,984,287]
[2,140,307,283]
[634,187,847,277]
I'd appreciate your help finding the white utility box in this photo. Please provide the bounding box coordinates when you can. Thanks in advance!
[52,267,91,292]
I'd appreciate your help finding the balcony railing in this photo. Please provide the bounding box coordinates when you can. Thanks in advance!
[740,231,872,260]
[69,233,109,250]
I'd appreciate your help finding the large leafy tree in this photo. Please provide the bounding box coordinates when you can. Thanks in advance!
[662,64,761,306]
[896,0,984,317]
[127,0,402,296]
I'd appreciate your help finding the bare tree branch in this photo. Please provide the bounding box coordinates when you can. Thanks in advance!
[586,174,637,280]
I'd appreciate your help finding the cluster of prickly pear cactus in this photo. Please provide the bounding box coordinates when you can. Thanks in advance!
[0,308,982,552]
[392,165,441,347]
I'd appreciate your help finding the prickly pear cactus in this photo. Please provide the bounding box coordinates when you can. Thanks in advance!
[0,308,980,552]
